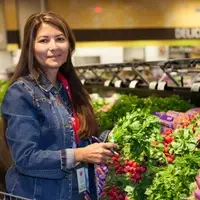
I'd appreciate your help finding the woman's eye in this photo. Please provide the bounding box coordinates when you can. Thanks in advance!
[39,39,48,43]
[56,37,65,42]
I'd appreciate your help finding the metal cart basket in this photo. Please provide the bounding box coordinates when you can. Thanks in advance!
[0,192,31,200]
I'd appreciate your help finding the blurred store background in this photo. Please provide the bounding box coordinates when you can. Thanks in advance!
[1,0,200,79]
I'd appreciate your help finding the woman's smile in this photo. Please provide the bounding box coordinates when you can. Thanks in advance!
[48,54,61,59]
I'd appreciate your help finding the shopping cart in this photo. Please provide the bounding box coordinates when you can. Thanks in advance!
[0,192,31,200]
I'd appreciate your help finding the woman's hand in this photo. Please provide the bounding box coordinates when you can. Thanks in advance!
[75,142,118,164]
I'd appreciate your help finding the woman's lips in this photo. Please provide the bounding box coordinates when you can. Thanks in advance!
[48,55,61,58]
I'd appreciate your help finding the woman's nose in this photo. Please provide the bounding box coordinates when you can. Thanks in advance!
[49,39,58,51]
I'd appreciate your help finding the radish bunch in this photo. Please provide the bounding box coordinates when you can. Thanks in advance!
[162,128,175,163]
[123,160,146,184]
[111,154,124,174]
[101,186,129,200]
[111,154,147,184]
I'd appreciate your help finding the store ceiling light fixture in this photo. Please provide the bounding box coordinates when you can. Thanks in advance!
[94,6,103,13]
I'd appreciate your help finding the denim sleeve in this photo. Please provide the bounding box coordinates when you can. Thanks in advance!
[1,82,74,179]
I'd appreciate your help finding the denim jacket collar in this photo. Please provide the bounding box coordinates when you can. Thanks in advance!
[37,73,54,92]
[32,73,61,94]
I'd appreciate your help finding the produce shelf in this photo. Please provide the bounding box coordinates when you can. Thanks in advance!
[75,58,200,106]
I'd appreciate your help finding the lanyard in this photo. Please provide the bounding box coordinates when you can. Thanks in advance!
[57,72,80,144]
[58,73,93,200]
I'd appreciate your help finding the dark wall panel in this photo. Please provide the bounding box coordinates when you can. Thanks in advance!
[6,30,20,44]
[7,28,199,45]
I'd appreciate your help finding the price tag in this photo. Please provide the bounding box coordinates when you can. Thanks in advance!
[81,79,85,85]
[114,80,122,88]
[157,82,166,91]
[149,81,157,90]
[129,80,138,88]
[104,80,111,87]
[191,83,200,92]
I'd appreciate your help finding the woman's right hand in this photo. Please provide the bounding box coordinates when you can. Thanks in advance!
[75,142,118,164]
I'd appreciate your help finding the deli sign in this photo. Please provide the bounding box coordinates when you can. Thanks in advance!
[175,28,200,39]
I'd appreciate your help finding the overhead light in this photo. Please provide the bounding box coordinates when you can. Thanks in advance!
[94,6,103,13]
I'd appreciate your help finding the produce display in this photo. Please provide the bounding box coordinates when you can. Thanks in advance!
[1,81,200,199]
[92,94,200,200]
[93,94,194,132]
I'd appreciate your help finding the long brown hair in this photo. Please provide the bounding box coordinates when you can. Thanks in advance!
[4,11,99,139]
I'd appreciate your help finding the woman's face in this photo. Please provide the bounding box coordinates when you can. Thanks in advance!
[34,23,69,70]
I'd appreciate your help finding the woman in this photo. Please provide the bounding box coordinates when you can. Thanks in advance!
[1,11,117,200]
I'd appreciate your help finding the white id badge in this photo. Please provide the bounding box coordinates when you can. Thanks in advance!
[76,167,87,193]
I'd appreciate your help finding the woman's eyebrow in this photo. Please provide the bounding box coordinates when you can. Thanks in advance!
[37,34,65,38]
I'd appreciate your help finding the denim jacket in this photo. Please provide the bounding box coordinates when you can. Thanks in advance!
[1,74,97,200]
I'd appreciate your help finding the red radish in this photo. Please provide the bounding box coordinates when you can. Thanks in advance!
[112,157,118,162]
[104,186,127,200]
[164,128,172,135]
[183,121,189,127]
[127,160,134,166]
[135,173,142,180]
[165,136,174,144]
[130,167,136,173]
[119,194,124,199]
[164,147,169,154]
[166,155,174,163]
[164,142,169,147]
[136,167,141,173]
[124,166,131,172]
[138,165,146,173]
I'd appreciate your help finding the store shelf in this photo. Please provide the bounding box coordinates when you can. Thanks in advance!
[75,58,200,106]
